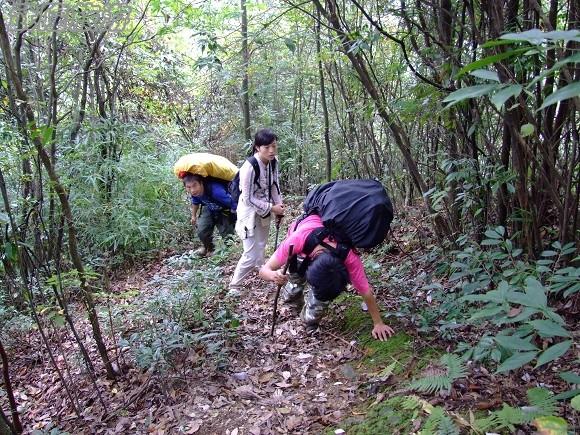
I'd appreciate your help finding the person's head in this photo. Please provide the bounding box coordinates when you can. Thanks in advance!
[253,128,278,163]
[306,252,349,301]
[182,173,205,197]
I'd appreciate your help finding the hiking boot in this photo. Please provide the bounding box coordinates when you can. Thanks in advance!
[300,289,330,326]
[281,273,306,303]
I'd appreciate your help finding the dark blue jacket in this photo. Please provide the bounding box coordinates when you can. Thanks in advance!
[190,180,237,214]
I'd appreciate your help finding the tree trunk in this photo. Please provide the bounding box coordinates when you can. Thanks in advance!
[315,8,332,181]
[240,0,251,141]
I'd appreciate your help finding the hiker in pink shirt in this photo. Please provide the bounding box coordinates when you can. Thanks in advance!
[260,214,394,341]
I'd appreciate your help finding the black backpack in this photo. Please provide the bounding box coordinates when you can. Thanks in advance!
[300,179,394,259]
[229,156,279,205]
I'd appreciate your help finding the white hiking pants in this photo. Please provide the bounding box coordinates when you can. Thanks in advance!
[229,215,271,289]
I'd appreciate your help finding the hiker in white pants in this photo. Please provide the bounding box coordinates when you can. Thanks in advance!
[229,128,284,295]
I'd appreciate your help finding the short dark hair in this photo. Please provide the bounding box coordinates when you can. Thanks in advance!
[182,173,204,185]
[306,252,349,301]
[253,128,278,150]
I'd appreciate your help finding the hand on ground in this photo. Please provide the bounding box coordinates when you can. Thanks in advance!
[372,324,395,341]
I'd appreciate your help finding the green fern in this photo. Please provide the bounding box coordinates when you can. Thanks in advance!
[475,403,527,432]
[475,387,558,432]
[524,387,558,418]
[401,395,422,410]
[419,407,461,435]
[409,353,467,394]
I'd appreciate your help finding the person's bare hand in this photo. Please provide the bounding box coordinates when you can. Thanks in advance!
[372,324,395,341]
[272,270,288,286]
[271,203,285,217]
[191,215,197,226]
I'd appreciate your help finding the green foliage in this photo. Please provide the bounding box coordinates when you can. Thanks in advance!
[66,122,189,261]
[118,253,239,372]
[424,159,517,232]
[446,29,580,111]
[409,353,467,394]
[122,319,196,370]
[0,297,33,345]
[444,228,577,371]
[474,387,559,432]
[420,407,460,435]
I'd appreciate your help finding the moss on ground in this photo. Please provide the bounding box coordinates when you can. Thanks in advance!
[329,294,449,433]
[335,295,413,371]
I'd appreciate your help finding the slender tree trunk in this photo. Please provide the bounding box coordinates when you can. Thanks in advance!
[0,339,23,433]
[315,8,332,181]
[240,0,251,141]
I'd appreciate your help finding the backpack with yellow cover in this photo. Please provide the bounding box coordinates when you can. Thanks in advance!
[173,153,238,182]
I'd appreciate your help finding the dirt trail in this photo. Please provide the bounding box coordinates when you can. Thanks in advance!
[15,249,381,434]
[122,253,376,435]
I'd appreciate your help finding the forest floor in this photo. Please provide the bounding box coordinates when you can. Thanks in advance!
[8,207,579,434]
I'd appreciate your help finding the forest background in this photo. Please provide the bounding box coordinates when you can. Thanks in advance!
[0,0,578,433]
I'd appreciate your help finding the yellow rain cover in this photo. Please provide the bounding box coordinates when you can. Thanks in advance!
[173,153,238,181]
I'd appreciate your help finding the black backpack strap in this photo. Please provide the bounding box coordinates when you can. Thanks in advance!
[303,227,328,256]
[248,156,261,189]
[303,227,350,259]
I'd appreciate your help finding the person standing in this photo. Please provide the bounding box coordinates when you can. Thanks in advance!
[229,128,284,295]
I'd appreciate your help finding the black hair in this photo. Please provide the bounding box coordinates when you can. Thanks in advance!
[182,173,204,185]
[306,252,349,301]
[253,128,278,152]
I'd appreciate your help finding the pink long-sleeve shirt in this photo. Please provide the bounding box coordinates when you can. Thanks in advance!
[273,215,370,294]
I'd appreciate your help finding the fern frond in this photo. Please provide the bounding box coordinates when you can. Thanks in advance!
[401,395,422,410]
[523,387,558,418]
[409,353,467,394]
[420,407,460,435]
[492,404,527,431]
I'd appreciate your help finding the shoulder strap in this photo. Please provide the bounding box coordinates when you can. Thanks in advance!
[248,156,261,189]
[303,228,350,260]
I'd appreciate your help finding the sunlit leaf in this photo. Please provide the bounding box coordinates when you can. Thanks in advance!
[539,81,580,110]
[520,123,534,137]
[442,84,498,107]
[532,416,568,434]
[491,84,523,109]
[469,69,500,82]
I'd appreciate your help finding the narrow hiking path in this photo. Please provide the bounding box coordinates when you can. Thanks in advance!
[101,248,401,434]
[11,208,578,434]
[14,237,404,434]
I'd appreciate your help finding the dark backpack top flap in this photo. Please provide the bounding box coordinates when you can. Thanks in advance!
[303,179,394,249]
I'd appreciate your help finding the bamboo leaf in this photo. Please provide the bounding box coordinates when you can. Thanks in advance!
[443,84,498,106]
[491,84,523,109]
[560,371,580,385]
[524,277,547,308]
[539,81,580,110]
[528,320,571,338]
[496,351,538,373]
[469,69,500,82]
[535,340,572,368]
[456,47,531,77]
[495,335,538,351]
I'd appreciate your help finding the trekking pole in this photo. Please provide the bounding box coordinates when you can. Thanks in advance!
[270,245,294,337]
[274,215,283,251]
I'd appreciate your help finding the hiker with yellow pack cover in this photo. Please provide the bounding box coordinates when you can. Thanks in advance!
[174,153,238,257]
